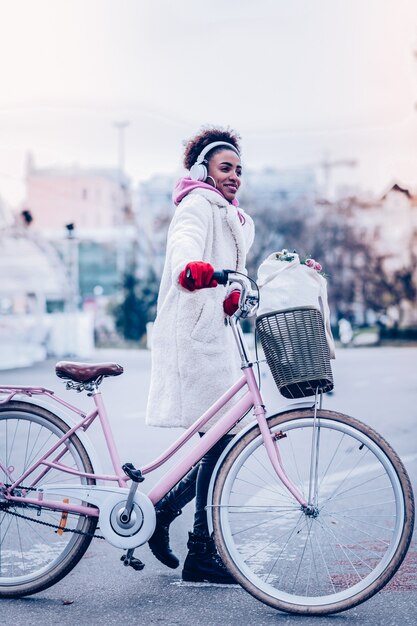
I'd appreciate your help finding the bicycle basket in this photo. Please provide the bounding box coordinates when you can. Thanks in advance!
[256,306,334,399]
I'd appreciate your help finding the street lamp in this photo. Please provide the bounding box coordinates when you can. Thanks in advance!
[65,222,79,356]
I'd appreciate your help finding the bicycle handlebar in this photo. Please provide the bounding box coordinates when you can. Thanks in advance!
[184,267,258,317]
[185,267,245,287]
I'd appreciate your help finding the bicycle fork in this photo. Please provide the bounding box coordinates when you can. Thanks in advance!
[255,398,324,515]
[243,368,308,508]
[307,390,322,512]
[255,404,308,508]
[231,317,309,509]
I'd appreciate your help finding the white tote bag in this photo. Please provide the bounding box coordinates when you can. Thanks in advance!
[257,251,335,358]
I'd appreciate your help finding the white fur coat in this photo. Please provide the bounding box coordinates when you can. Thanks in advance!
[146,188,255,431]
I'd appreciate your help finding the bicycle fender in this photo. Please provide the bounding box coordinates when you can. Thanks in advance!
[206,400,314,534]
[8,395,104,481]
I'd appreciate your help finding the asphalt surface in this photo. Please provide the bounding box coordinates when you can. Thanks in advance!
[1,346,416,626]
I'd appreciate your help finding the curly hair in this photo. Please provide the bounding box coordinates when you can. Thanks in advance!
[183,126,241,170]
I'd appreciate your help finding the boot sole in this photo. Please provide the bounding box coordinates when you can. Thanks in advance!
[182,571,235,584]
[148,547,179,569]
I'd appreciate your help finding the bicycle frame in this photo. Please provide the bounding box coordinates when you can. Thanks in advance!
[0,320,308,519]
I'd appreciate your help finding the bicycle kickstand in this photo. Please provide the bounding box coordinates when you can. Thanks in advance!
[120,462,146,571]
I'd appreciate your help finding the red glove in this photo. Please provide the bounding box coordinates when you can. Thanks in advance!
[223,290,240,316]
[179,261,217,291]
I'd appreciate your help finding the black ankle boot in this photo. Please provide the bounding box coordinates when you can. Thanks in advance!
[182,532,235,584]
[148,498,181,569]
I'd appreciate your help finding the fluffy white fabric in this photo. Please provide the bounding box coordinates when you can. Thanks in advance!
[146,188,254,431]
[257,252,336,358]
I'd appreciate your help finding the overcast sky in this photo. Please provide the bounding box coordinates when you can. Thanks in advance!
[1,0,417,205]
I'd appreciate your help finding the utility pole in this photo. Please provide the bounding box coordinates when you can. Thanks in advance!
[414,49,417,110]
[113,120,130,177]
[113,121,131,275]
[318,155,358,198]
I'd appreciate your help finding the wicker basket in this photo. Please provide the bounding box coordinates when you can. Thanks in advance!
[256,306,334,399]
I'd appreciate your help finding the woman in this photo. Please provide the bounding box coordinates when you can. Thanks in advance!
[146,127,254,583]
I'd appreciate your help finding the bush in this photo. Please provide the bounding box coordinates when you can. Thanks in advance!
[113,270,158,342]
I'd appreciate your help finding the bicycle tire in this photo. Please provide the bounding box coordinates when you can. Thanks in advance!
[0,400,98,598]
[212,409,414,615]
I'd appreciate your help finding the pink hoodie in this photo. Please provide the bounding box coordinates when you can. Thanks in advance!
[172,177,245,224]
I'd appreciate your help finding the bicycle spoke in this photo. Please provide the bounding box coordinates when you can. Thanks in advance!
[23,420,33,472]
[242,516,306,563]
[0,513,15,548]
[317,431,345,493]
[316,517,358,588]
[323,486,392,508]
[264,513,308,584]
[232,477,293,502]
[232,489,290,506]
[287,430,308,498]
[326,514,391,547]
[320,518,375,572]
[6,418,21,470]
[322,473,390,506]
[250,452,296,504]
[213,503,298,511]
[15,517,26,574]
[232,511,299,536]
[313,526,337,593]
[323,449,371,503]
[25,428,56,473]
[289,518,312,592]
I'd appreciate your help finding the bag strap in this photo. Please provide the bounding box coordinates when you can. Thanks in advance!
[258,258,298,289]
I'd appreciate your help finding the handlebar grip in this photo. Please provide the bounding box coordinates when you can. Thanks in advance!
[212,270,231,285]
[185,268,231,286]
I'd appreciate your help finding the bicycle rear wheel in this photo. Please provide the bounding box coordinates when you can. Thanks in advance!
[212,409,414,615]
[0,401,97,597]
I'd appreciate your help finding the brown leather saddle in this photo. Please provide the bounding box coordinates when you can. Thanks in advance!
[55,361,124,383]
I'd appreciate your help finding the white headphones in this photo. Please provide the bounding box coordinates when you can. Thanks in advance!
[189,141,240,181]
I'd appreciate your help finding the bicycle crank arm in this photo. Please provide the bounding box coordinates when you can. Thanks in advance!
[120,462,144,523]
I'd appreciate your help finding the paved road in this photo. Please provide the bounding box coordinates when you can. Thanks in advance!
[1,347,416,625]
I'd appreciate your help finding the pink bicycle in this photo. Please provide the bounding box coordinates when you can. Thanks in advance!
[0,271,414,616]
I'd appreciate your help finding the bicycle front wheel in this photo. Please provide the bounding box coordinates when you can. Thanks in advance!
[0,401,97,598]
[212,409,414,615]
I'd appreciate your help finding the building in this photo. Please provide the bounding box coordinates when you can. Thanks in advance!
[24,153,136,298]
[243,166,317,208]
[352,183,417,327]
[25,152,131,234]
[134,173,176,276]
[358,183,417,273]
[0,219,72,368]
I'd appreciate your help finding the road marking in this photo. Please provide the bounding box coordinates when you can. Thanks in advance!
[171,581,240,588]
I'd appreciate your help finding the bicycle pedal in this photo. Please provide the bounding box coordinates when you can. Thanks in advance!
[120,554,145,571]
[122,462,144,483]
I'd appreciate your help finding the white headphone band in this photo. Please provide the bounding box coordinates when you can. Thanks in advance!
[195,141,240,165]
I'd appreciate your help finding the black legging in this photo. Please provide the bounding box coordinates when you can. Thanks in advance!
[160,433,233,536]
